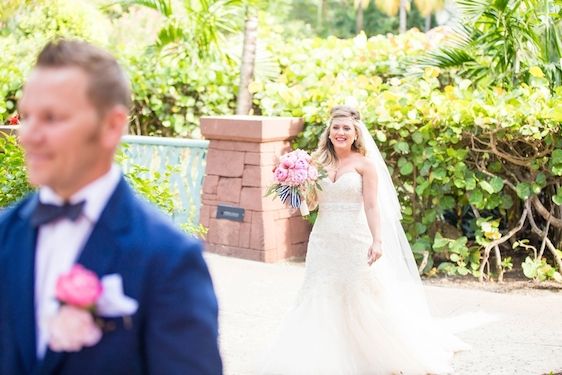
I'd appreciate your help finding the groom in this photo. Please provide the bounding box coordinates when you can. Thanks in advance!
[0,40,222,374]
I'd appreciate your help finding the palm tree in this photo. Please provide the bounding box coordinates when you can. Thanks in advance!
[354,0,370,33]
[236,5,258,114]
[317,0,328,30]
[114,0,268,115]
[115,0,243,60]
[398,0,408,33]
[416,0,562,90]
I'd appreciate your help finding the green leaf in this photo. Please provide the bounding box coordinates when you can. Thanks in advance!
[440,195,455,209]
[522,257,538,279]
[416,180,430,196]
[397,157,408,167]
[486,194,502,209]
[431,168,447,180]
[479,180,495,194]
[452,236,468,250]
[469,250,481,265]
[516,183,532,200]
[490,177,504,192]
[395,141,410,154]
[551,149,562,164]
[375,130,387,142]
[400,162,414,175]
[553,188,562,205]
[465,177,477,190]
[412,132,424,144]
[535,172,547,187]
[469,189,484,205]
[501,194,514,209]
[437,262,456,276]
[433,233,450,249]
[415,223,428,235]
[411,241,428,254]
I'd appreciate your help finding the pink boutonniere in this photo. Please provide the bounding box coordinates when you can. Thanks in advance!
[48,264,139,352]
[48,265,103,352]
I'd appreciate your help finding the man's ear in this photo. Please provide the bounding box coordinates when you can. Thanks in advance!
[102,105,129,149]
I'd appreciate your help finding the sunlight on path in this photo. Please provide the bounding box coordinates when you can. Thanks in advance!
[205,253,562,375]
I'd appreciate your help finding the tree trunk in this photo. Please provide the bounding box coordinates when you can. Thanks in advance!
[317,0,327,29]
[236,9,258,115]
[425,14,431,31]
[399,0,408,33]
[356,5,364,34]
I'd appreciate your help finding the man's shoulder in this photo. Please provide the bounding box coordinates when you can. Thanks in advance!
[125,191,202,254]
[0,194,36,228]
[0,194,36,254]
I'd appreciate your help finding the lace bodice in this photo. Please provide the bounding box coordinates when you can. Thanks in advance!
[317,171,363,206]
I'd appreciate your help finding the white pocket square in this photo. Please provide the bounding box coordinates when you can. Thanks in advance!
[96,274,139,317]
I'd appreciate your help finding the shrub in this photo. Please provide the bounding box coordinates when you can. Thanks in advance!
[253,31,562,281]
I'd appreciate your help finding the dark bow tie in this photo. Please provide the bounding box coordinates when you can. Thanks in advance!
[31,200,86,227]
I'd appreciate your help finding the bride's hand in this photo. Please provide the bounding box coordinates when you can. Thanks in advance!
[367,242,382,266]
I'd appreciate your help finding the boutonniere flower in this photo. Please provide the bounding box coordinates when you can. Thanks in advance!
[48,264,139,352]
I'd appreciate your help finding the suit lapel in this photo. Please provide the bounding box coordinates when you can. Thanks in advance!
[37,177,133,375]
[8,195,40,373]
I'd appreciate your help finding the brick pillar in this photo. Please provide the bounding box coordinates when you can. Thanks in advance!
[200,116,312,262]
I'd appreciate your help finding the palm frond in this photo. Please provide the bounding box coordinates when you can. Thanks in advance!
[417,48,477,69]
[112,0,173,17]
[252,44,281,82]
[155,19,186,48]
[457,0,491,20]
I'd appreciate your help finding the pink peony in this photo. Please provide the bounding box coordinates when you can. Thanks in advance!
[48,305,102,352]
[280,153,298,169]
[294,159,308,170]
[295,149,312,162]
[274,167,289,182]
[56,265,103,308]
[307,165,318,180]
[287,169,308,185]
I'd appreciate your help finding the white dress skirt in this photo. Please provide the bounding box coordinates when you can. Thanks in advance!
[260,172,471,375]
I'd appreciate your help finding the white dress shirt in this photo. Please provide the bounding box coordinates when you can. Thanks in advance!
[34,165,121,358]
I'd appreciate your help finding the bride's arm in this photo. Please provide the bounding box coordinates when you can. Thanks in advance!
[361,158,383,265]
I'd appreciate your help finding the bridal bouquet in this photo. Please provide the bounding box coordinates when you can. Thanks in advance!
[266,149,324,216]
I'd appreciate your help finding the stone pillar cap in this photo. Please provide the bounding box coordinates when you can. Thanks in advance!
[200,115,304,142]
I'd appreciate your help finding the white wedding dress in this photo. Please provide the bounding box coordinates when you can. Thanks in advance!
[260,171,470,375]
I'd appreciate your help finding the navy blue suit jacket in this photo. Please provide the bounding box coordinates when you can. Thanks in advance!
[0,178,222,375]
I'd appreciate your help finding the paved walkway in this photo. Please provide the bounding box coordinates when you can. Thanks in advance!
[205,253,562,375]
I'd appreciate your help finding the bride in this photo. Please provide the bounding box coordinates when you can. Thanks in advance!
[260,105,471,375]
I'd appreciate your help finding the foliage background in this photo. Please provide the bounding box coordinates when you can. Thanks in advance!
[1,0,561,281]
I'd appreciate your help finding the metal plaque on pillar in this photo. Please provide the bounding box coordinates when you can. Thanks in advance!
[216,204,245,222]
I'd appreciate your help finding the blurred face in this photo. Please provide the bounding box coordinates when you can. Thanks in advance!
[18,67,125,199]
[328,117,357,151]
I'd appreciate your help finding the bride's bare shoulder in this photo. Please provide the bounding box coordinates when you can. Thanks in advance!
[354,154,376,176]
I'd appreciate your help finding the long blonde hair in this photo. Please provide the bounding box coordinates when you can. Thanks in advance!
[307,105,368,209]
[312,105,367,166]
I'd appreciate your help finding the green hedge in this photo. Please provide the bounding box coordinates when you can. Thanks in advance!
[253,31,562,282]
[1,2,560,280]
[0,0,237,138]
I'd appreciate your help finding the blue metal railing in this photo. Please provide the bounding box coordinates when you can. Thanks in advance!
[121,135,209,226]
